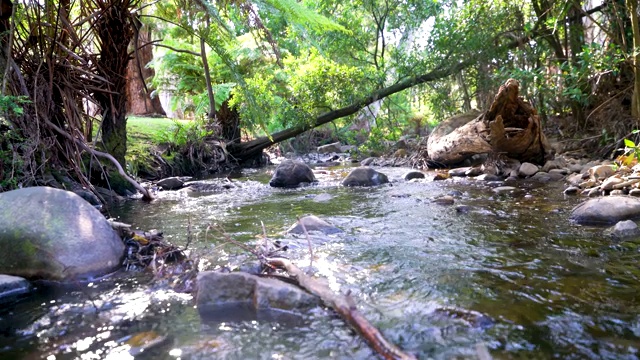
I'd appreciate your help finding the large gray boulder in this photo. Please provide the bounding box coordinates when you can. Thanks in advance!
[342,167,389,187]
[196,272,319,312]
[269,160,317,188]
[570,196,640,225]
[0,187,125,280]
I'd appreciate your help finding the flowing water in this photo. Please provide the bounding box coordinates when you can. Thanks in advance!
[2,165,640,359]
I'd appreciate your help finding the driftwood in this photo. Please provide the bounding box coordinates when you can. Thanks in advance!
[426,78,553,166]
[265,257,417,360]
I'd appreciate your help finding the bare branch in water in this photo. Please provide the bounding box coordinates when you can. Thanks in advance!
[265,257,417,360]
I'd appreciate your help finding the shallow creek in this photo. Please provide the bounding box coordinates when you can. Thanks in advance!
[2,165,640,359]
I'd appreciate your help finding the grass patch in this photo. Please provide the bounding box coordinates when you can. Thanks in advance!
[127,116,193,144]
[125,116,194,177]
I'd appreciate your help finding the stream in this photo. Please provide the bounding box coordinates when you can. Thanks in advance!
[1,165,640,359]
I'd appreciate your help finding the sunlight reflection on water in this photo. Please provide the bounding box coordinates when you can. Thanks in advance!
[2,166,639,359]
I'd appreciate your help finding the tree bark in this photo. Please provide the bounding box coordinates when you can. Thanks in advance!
[426,79,553,166]
[567,0,588,126]
[628,0,640,119]
[126,24,166,116]
[218,99,241,143]
[95,1,136,168]
[200,18,217,124]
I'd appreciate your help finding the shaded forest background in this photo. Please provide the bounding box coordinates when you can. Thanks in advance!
[0,0,639,196]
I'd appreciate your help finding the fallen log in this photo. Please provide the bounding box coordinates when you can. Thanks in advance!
[265,257,416,360]
[426,78,553,166]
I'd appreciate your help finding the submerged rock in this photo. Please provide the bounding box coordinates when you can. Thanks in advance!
[570,196,640,225]
[493,186,517,194]
[186,180,236,192]
[287,215,342,235]
[269,160,317,188]
[0,187,124,281]
[0,274,30,300]
[342,167,389,187]
[196,271,319,312]
[157,176,187,190]
[433,195,455,205]
[606,220,640,240]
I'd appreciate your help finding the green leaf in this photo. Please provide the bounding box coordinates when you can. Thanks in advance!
[624,139,636,148]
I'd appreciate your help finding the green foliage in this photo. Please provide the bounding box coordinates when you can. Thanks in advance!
[262,0,348,33]
[231,49,371,134]
[498,41,627,117]
[618,131,640,167]
[161,119,214,147]
[0,96,31,191]
[0,124,25,191]
[0,95,30,116]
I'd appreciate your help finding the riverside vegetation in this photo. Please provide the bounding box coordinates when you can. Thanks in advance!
[2,0,640,358]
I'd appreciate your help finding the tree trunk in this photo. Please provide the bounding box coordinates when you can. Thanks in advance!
[228,58,475,161]
[95,2,136,167]
[201,18,217,125]
[628,0,640,119]
[567,1,588,126]
[217,100,240,143]
[457,71,472,112]
[227,24,587,163]
[426,79,553,166]
[126,24,165,116]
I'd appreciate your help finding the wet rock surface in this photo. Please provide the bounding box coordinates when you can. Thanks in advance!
[605,220,640,240]
[0,274,30,300]
[196,271,320,313]
[0,187,125,281]
[570,196,640,225]
[287,215,342,235]
[269,160,317,188]
[342,167,389,187]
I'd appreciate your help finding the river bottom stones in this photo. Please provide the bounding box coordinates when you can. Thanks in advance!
[0,187,125,281]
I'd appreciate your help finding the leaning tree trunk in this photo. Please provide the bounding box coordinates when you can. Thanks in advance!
[426,78,553,166]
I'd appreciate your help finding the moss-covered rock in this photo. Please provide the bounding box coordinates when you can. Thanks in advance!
[0,187,124,281]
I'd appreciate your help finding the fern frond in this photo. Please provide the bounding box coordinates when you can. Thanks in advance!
[262,0,349,34]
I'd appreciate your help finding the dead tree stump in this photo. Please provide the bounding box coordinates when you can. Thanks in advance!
[426,79,553,166]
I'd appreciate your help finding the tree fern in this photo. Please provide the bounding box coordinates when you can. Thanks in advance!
[259,0,348,34]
